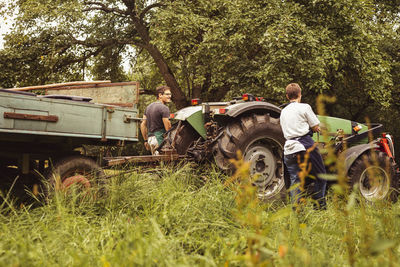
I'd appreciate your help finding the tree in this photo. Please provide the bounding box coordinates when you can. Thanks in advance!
[91,45,128,82]
[1,0,399,115]
[1,0,188,107]
[0,30,84,87]
[135,0,399,111]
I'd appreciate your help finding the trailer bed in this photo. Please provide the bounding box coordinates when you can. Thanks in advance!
[0,86,139,154]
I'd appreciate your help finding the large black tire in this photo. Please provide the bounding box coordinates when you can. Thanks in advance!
[45,155,106,196]
[167,122,201,155]
[348,151,399,202]
[214,114,286,201]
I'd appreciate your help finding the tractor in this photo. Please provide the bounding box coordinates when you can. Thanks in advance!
[160,94,399,202]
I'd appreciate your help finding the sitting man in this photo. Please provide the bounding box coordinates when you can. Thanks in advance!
[140,85,172,154]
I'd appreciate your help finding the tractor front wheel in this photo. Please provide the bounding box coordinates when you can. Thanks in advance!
[349,151,398,202]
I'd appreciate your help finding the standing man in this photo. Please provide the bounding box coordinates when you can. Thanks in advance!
[140,85,172,154]
[280,83,327,209]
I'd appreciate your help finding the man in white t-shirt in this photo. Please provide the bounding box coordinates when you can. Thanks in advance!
[280,83,326,209]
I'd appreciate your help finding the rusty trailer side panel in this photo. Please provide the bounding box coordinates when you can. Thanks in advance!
[46,81,140,108]
[0,89,139,143]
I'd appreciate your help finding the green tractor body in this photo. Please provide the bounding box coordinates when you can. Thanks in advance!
[174,106,206,139]
[163,96,398,202]
[174,103,369,147]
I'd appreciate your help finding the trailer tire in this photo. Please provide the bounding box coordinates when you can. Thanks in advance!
[45,155,106,197]
[348,151,399,202]
[214,114,287,201]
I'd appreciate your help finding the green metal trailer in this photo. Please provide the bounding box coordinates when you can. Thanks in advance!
[0,82,140,196]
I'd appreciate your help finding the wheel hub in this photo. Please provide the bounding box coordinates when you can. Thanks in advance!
[244,145,276,187]
[62,175,91,190]
[255,156,266,172]
[359,166,390,201]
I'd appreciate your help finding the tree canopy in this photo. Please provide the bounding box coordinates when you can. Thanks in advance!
[1,0,399,120]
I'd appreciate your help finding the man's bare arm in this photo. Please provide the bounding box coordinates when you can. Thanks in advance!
[140,115,148,139]
[162,117,171,131]
[140,116,150,150]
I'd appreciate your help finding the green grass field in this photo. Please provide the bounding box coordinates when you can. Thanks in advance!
[1,162,399,266]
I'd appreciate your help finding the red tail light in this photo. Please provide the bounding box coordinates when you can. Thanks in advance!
[191,98,202,106]
[169,113,175,119]
[353,124,362,132]
[214,108,227,115]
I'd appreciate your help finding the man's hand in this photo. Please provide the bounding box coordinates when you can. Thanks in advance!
[311,125,321,132]
[144,141,150,151]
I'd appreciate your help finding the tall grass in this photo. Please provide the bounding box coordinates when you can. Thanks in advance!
[1,160,399,266]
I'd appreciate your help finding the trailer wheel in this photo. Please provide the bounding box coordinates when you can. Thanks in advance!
[168,122,201,155]
[348,151,399,202]
[45,155,106,197]
[214,114,287,201]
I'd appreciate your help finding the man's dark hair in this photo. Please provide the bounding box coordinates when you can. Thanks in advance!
[286,83,301,100]
[156,85,171,98]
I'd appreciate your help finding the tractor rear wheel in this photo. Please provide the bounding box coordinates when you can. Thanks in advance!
[214,114,287,201]
[167,122,201,155]
[348,151,398,202]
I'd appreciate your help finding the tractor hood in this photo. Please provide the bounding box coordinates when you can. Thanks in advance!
[315,115,369,145]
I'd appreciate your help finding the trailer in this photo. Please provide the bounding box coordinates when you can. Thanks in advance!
[0,82,140,196]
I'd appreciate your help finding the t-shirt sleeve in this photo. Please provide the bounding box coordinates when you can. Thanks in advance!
[160,105,170,118]
[304,104,320,127]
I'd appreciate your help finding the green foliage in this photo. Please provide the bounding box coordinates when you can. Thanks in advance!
[142,0,399,106]
[0,0,133,87]
[2,0,399,103]
[91,46,128,82]
[0,31,84,87]
[129,51,165,93]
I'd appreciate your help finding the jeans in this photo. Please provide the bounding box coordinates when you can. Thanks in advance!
[284,150,327,208]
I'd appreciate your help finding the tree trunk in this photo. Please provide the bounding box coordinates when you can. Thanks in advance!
[130,13,188,109]
[207,84,232,102]
[144,43,188,109]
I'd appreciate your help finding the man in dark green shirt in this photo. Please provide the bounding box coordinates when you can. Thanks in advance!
[140,86,172,154]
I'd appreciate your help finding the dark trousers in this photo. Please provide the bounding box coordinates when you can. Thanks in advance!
[284,148,327,208]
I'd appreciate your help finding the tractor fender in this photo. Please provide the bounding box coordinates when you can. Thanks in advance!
[173,105,207,139]
[174,106,202,121]
[225,102,281,118]
[342,143,379,174]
